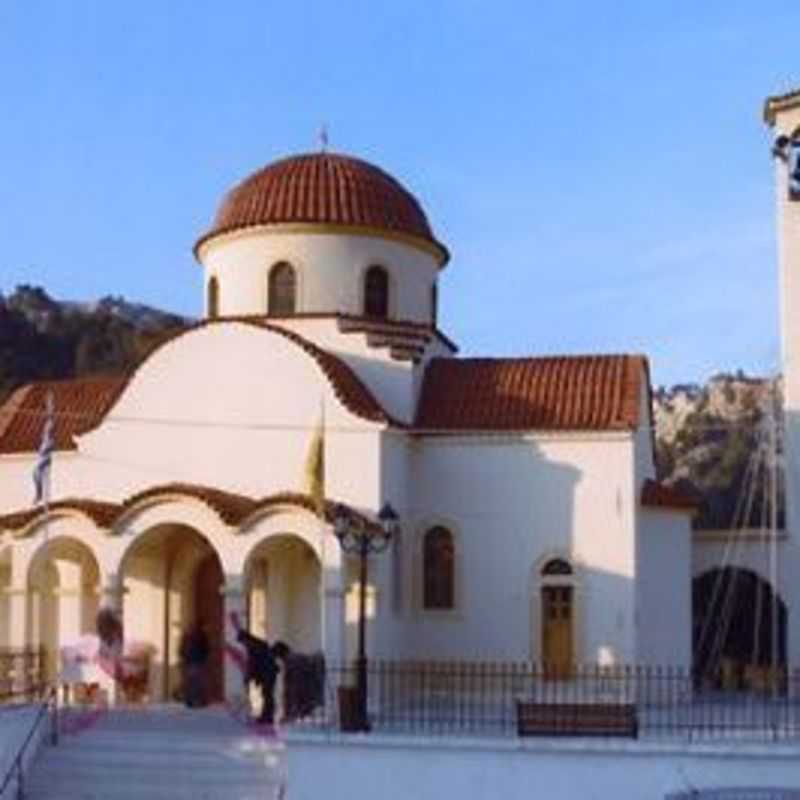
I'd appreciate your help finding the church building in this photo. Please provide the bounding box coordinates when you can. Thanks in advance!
[0,149,696,703]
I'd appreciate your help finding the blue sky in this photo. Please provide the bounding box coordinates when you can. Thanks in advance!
[0,1,797,386]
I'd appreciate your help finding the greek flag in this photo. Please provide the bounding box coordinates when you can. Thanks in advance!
[33,392,55,506]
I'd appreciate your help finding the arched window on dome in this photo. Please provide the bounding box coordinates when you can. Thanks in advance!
[364,266,389,319]
[268,262,297,316]
[423,526,455,610]
[207,276,220,319]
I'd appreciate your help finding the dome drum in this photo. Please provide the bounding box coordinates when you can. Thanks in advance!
[197,152,446,325]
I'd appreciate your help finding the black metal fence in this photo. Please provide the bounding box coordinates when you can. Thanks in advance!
[0,647,46,702]
[290,661,800,741]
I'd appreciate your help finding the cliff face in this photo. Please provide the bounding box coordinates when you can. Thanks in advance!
[654,374,783,530]
[0,285,188,402]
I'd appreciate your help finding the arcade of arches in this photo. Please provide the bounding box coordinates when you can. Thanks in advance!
[0,497,343,705]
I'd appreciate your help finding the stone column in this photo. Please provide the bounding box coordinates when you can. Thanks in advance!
[96,573,125,706]
[3,586,30,694]
[221,574,247,703]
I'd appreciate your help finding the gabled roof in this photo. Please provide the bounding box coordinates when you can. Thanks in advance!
[414,355,646,432]
[0,377,125,454]
[0,319,397,455]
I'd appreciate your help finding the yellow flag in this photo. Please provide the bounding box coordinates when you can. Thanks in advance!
[305,413,325,517]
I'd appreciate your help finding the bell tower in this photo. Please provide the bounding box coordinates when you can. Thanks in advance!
[765,90,800,411]
[765,89,800,665]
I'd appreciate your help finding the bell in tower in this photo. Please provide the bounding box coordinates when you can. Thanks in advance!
[791,141,800,197]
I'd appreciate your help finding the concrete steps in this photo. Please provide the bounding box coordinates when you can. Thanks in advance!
[24,706,286,800]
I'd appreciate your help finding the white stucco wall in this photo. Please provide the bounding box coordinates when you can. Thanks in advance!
[198,228,440,324]
[288,734,800,800]
[770,102,800,665]
[0,322,383,510]
[267,316,454,424]
[637,508,692,668]
[387,432,639,663]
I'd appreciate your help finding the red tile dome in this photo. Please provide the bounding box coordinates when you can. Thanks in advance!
[194,152,448,264]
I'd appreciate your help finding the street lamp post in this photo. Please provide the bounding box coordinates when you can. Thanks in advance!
[333,501,399,732]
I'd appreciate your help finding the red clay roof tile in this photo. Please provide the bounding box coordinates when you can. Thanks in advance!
[414,355,646,432]
[0,377,125,455]
[194,153,448,264]
[640,478,700,512]
[0,485,377,533]
[1,499,122,533]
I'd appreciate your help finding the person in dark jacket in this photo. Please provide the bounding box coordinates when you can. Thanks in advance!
[229,612,280,724]
[180,621,210,708]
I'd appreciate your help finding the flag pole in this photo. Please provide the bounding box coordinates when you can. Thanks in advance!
[36,390,55,688]
[319,396,326,657]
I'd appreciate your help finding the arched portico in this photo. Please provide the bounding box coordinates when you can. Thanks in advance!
[26,536,100,682]
[117,521,226,703]
[239,506,345,669]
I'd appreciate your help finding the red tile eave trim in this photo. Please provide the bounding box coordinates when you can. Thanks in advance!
[0,500,122,534]
[640,479,700,513]
[0,486,378,534]
[265,311,458,353]
[407,423,638,438]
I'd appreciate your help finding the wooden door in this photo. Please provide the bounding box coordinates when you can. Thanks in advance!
[542,585,573,678]
[194,554,224,703]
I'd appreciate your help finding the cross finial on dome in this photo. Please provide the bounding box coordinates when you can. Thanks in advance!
[319,124,329,152]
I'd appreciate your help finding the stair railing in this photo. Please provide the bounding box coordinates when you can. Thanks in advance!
[0,686,58,800]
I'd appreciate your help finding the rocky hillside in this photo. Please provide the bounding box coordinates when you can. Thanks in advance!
[0,285,189,402]
[654,374,783,530]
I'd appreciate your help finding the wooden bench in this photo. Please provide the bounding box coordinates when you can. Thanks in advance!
[516,702,638,738]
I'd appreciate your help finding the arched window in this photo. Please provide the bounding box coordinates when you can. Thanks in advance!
[541,558,573,577]
[207,276,220,319]
[431,283,438,326]
[268,262,297,316]
[423,526,454,610]
[364,266,389,319]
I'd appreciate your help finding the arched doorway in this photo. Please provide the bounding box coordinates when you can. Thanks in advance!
[539,557,576,677]
[26,537,100,682]
[119,524,225,703]
[193,553,224,703]
[693,567,787,689]
[245,534,322,654]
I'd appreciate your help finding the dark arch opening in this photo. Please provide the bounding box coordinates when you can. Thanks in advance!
[364,266,389,319]
[268,262,297,316]
[207,277,220,319]
[693,567,787,688]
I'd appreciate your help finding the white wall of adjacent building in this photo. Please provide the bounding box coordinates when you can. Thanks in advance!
[287,734,800,800]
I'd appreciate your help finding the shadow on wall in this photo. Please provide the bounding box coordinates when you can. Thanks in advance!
[373,430,638,665]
